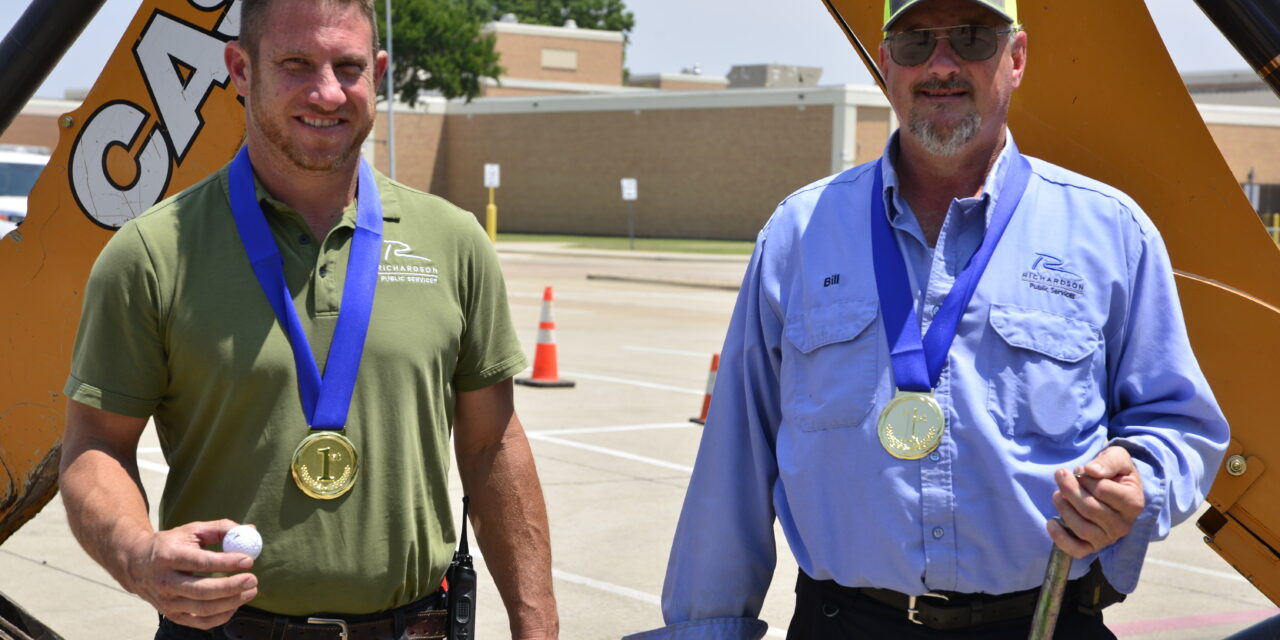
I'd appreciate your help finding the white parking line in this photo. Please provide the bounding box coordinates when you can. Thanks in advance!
[623,345,711,358]
[508,303,594,315]
[138,459,169,475]
[559,370,702,396]
[1145,557,1248,583]
[512,289,731,302]
[533,422,694,437]
[509,290,733,313]
[552,568,659,605]
[550,566,784,637]
[526,433,694,473]
[477,555,789,636]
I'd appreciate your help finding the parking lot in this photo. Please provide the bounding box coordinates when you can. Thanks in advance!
[0,244,1275,639]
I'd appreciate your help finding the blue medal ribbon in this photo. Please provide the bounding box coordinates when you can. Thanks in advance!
[870,149,1032,392]
[227,146,383,429]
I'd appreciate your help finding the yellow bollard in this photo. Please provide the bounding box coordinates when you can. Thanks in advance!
[486,186,498,244]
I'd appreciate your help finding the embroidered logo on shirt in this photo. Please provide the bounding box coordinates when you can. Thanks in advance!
[379,240,438,285]
[383,240,432,262]
[1021,253,1084,299]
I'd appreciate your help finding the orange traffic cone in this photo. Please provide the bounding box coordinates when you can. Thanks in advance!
[690,353,719,424]
[516,287,575,388]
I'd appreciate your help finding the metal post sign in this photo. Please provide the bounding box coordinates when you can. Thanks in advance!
[484,163,501,188]
[620,178,638,249]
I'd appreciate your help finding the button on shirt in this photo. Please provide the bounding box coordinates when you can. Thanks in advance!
[627,133,1229,640]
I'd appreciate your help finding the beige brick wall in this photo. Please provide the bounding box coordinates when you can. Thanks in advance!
[1205,123,1280,183]
[495,33,623,86]
[371,111,446,194]
[856,107,892,165]
[481,86,584,98]
[630,79,728,92]
[1,114,62,150]
[436,105,834,240]
[656,80,728,91]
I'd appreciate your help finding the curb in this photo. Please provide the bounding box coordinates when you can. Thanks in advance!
[585,273,741,292]
[496,243,750,264]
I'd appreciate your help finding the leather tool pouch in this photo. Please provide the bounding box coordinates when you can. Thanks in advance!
[1075,560,1126,615]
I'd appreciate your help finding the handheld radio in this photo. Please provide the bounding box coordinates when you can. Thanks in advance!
[446,496,477,639]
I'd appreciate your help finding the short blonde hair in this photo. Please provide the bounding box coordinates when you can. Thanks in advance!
[238,0,380,56]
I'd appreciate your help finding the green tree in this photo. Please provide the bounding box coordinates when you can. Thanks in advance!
[376,0,504,103]
[484,0,635,41]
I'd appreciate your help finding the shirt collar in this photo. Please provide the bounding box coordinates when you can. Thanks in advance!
[218,156,402,227]
[879,128,1020,228]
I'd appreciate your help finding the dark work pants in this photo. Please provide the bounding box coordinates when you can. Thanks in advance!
[154,617,234,640]
[155,615,417,640]
[786,572,1118,640]
[1226,614,1280,640]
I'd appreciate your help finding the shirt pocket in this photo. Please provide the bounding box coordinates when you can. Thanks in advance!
[985,303,1103,442]
[782,300,880,432]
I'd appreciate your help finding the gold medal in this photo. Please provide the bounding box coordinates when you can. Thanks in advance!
[290,431,359,499]
[877,391,945,460]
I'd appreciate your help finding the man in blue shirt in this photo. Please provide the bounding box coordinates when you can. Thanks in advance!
[625,0,1229,638]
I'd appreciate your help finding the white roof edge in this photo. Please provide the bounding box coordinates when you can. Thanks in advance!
[1196,102,1280,127]
[629,73,730,85]
[21,86,893,119]
[22,97,82,116]
[482,21,624,43]
[387,96,450,115]
[442,84,890,116]
[482,76,654,94]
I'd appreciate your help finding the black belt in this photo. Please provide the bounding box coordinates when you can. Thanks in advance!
[802,561,1124,631]
[162,592,448,640]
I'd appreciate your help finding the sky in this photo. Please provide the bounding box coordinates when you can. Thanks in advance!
[0,0,1252,100]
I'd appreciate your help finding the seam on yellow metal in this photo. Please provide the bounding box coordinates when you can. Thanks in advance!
[1173,270,1280,315]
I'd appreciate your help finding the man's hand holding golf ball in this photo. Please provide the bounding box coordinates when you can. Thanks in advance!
[119,520,260,630]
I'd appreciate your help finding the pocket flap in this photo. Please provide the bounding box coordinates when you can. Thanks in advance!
[988,303,1102,363]
[784,300,879,354]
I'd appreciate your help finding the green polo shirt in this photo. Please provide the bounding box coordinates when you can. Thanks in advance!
[65,162,526,615]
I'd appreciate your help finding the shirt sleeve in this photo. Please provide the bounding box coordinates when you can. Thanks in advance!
[626,229,785,640]
[64,222,168,418]
[1098,221,1230,593]
[451,215,527,391]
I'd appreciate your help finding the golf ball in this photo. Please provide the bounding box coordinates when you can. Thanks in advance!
[222,525,263,560]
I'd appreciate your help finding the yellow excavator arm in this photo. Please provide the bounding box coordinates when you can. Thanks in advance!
[0,0,246,543]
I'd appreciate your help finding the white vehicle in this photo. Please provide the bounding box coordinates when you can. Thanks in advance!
[0,145,51,237]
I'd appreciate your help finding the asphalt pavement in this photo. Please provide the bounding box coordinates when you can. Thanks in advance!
[0,242,1274,639]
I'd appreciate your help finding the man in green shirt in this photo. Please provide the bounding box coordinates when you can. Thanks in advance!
[57,0,558,638]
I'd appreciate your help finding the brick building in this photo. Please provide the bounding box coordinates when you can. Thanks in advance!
[7,20,1280,239]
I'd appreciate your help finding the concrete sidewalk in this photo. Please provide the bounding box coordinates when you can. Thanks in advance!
[6,247,1272,639]
[496,240,751,264]
[497,241,750,291]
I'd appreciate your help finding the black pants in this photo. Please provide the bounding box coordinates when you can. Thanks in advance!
[155,592,446,640]
[155,617,244,640]
[787,572,1117,640]
[1226,614,1280,640]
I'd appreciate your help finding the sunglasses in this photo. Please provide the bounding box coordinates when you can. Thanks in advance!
[885,24,1016,66]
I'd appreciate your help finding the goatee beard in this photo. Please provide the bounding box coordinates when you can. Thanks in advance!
[909,109,981,157]
[906,77,981,156]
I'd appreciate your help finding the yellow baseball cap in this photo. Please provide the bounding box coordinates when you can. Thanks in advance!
[883,0,1018,31]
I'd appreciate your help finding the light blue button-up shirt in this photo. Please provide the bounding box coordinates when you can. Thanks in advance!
[625,133,1229,640]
